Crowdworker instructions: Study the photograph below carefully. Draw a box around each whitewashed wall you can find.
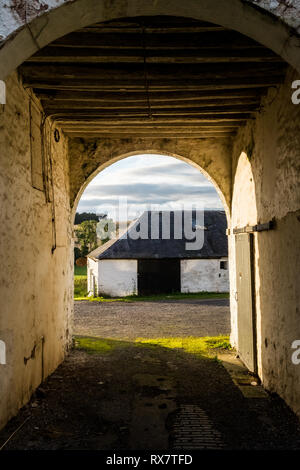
[98,259,137,297]
[181,259,229,293]
[0,73,73,430]
[87,258,99,296]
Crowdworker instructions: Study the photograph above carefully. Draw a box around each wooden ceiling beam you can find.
[64,131,235,138]
[48,110,251,121]
[49,31,267,49]
[43,106,257,117]
[22,77,285,91]
[32,88,268,101]
[20,63,285,81]
[41,98,260,109]
[64,124,236,131]
[53,117,246,125]
[28,48,282,64]
[19,16,286,139]
[60,122,240,129]
[78,21,227,34]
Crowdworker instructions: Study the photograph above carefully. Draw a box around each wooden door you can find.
[235,233,257,373]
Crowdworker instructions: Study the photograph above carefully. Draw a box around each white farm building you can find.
[87,210,229,297]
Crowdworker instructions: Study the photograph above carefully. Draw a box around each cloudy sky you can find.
[77,154,223,220]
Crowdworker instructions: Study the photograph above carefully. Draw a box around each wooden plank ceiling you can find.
[20,16,287,139]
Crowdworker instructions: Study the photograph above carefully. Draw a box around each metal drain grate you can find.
[171,405,224,450]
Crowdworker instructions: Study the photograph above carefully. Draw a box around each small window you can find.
[220,260,228,270]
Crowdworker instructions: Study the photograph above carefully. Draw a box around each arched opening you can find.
[70,152,234,449]
[0,3,299,448]
[74,152,229,296]
[73,150,230,222]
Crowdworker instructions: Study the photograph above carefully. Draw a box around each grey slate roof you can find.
[88,210,228,260]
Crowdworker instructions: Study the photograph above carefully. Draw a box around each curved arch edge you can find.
[1,0,300,80]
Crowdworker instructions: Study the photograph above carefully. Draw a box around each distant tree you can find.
[74,212,107,225]
[76,257,87,267]
[96,217,116,245]
[75,220,98,257]
[74,246,81,261]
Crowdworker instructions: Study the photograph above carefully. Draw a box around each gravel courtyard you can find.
[74,298,230,340]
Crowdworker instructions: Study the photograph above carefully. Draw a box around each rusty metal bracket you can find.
[227,218,275,235]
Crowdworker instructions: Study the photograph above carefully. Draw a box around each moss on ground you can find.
[135,335,232,358]
[75,292,229,302]
[75,335,232,359]
[75,336,133,354]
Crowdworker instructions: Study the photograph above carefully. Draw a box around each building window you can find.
[220,260,228,270]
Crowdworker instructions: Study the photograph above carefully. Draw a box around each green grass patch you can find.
[74,335,232,359]
[135,335,231,358]
[74,265,87,276]
[75,336,132,354]
[75,291,229,302]
[74,265,87,298]
[74,278,88,298]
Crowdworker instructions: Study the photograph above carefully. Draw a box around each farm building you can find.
[87,210,229,297]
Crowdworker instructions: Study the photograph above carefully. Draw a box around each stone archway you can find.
[1,0,300,80]
[0,0,299,432]
[70,143,231,223]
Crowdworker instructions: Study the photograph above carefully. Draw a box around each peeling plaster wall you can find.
[69,137,232,217]
[230,66,300,417]
[0,72,73,430]
[98,259,137,297]
[181,259,229,293]
[249,0,300,32]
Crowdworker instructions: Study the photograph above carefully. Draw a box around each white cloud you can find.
[77,154,223,218]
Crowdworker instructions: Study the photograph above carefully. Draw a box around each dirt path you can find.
[74,298,230,339]
[1,299,300,451]
[1,344,300,451]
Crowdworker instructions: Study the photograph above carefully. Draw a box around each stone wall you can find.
[0,72,73,429]
[230,66,300,417]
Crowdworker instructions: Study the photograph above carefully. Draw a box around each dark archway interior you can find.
[20,16,287,139]
[1,5,300,446]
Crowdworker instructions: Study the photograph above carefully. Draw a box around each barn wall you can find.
[181,259,229,293]
[230,66,300,417]
[87,258,99,296]
[98,260,137,297]
[0,72,73,430]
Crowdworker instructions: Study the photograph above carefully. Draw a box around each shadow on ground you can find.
[1,336,300,450]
